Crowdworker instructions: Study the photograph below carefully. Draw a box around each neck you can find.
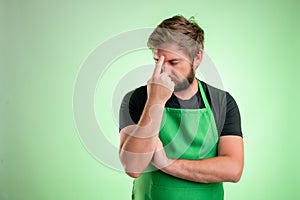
[174,78,198,100]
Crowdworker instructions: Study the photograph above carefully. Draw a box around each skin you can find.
[119,54,174,177]
[119,44,244,183]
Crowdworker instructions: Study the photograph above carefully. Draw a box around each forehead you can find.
[153,44,190,61]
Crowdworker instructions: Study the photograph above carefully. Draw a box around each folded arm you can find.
[119,100,164,178]
[152,135,244,183]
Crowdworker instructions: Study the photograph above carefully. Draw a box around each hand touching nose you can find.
[147,56,175,105]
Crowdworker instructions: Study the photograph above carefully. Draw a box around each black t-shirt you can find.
[119,80,242,137]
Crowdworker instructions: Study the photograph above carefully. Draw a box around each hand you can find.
[147,56,175,105]
[151,137,173,170]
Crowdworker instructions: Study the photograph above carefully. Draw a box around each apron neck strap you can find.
[197,79,211,111]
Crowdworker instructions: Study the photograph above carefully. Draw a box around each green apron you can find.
[132,80,224,200]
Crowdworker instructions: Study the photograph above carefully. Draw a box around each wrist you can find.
[136,101,165,137]
[147,96,167,106]
[159,158,175,172]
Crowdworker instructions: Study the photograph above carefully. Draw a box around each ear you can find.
[193,49,203,69]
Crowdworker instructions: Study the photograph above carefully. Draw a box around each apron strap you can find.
[197,79,212,112]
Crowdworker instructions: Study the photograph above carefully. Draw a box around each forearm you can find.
[162,156,243,183]
[119,56,175,177]
[119,100,164,177]
[119,135,157,177]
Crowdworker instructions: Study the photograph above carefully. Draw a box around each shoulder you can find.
[200,80,242,136]
[119,85,148,130]
[130,85,147,102]
[200,81,227,105]
[200,80,237,106]
[132,85,147,98]
[121,85,147,110]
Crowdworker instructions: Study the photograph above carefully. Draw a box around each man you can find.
[119,15,243,200]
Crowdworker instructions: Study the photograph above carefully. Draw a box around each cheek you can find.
[175,64,192,77]
[170,68,188,79]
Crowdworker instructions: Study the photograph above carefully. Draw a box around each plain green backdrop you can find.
[1,0,299,199]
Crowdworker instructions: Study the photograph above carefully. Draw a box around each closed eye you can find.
[153,57,180,65]
[169,61,180,65]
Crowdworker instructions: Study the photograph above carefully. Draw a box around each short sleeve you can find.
[118,86,147,132]
[220,92,243,137]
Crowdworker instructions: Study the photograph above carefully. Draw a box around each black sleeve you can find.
[220,92,243,137]
[118,86,147,131]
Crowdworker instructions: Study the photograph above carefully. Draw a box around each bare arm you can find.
[152,135,244,183]
[119,56,175,178]
[119,101,164,178]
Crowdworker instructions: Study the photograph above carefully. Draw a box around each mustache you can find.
[169,71,194,83]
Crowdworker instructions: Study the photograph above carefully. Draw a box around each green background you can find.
[1,0,299,199]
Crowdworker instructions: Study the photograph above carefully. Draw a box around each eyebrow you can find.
[153,57,180,62]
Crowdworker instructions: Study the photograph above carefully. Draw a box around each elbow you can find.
[126,172,142,178]
[119,152,143,179]
[119,148,152,179]
[230,172,242,183]
[120,162,143,178]
[229,166,243,183]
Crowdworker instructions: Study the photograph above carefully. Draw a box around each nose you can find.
[162,62,172,75]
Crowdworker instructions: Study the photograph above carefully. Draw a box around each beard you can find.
[171,66,195,92]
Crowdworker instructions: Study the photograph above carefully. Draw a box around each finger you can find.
[161,73,175,89]
[152,56,164,77]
